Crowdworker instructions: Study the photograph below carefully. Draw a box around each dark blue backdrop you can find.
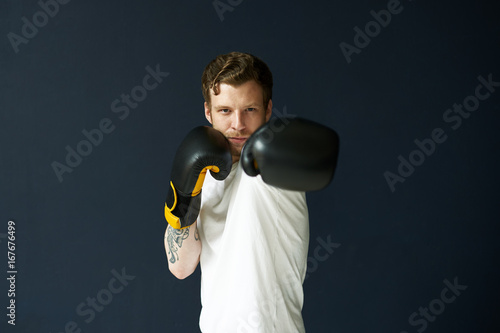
[1,0,499,332]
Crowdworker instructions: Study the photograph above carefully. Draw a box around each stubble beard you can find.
[230,143,243,162]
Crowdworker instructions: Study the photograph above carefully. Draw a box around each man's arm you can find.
[163,126,231,279]
[164,222,201,279]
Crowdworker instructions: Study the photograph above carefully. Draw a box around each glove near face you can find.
[165,126,232,229]
[241,117,339,191]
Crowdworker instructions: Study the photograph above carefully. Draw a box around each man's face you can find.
[205,80,272,162]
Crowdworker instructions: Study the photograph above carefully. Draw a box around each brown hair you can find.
[201,52,273,107]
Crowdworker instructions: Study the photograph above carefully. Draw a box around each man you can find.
[164,52,336,332]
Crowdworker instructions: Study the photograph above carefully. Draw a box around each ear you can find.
[204,102,212,124]
[265,99,272,122]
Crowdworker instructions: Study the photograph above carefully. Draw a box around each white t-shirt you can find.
[198,162,309,333]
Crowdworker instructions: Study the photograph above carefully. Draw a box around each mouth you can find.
[228,137,248,145]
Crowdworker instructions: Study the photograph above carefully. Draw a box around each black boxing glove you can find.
[165,126,232,229]
[241,117,339,191]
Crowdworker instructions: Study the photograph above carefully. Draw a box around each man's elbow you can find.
[169,265,195,280]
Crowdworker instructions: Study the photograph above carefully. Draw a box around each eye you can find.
[219,109,230,113]
[246,108,256,112]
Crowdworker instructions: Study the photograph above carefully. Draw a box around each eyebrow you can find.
[212,104,260,109]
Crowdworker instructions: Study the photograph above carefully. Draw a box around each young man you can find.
[164,52,321,332]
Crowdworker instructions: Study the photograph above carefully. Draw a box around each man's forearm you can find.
[164,223,201,279]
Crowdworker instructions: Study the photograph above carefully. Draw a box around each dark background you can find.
[1,0,499,332]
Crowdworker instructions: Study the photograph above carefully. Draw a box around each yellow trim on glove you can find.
[192,165,219,197]
[165,181,181,229]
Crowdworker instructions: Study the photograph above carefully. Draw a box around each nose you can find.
[231,110,246,132]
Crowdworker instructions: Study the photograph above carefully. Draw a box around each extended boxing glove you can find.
[241,117,339,191]
[165,126,232,229]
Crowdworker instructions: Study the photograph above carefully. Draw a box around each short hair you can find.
[201,52,273,107]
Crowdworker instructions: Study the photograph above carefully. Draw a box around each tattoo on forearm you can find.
[166,226,190,264]
[194,228,200,241]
